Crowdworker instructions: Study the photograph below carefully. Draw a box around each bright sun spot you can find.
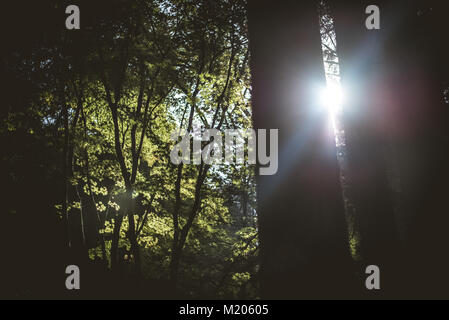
[318,81,344,134]
[320,81,344,115]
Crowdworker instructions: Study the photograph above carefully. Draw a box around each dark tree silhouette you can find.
[377,0,449,297]
[329,0,401,296]
[248,0,355,299]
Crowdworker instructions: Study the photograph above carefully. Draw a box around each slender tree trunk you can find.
[111,211,123,271]
[169,246,181,292]
[125,186,142,278]
[61,89,71,249]
[80,106,108,263]
[169,164,209,293]
[108,102,142,277]
[169,86,200,292]
[169,163,183,291]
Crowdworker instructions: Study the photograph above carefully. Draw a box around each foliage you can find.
[1,0,257,299]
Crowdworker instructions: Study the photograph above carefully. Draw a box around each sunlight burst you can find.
[320,81,343,116]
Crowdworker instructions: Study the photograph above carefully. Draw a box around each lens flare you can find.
[320,81,343,115]
[318,81,344,134]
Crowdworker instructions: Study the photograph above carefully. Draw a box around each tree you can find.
[248,0,355,298]
[376,0,449,297]
[329,0,401,296]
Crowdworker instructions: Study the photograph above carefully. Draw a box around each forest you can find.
[1,0,449,299]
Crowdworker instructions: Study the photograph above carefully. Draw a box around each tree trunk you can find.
[125,186,142,278]
[248,0,355,298]
[169,164,209,294]
[377,0,449,297]
[111,211,123,271]
[330,0,401,296]
[61,89,71,249]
